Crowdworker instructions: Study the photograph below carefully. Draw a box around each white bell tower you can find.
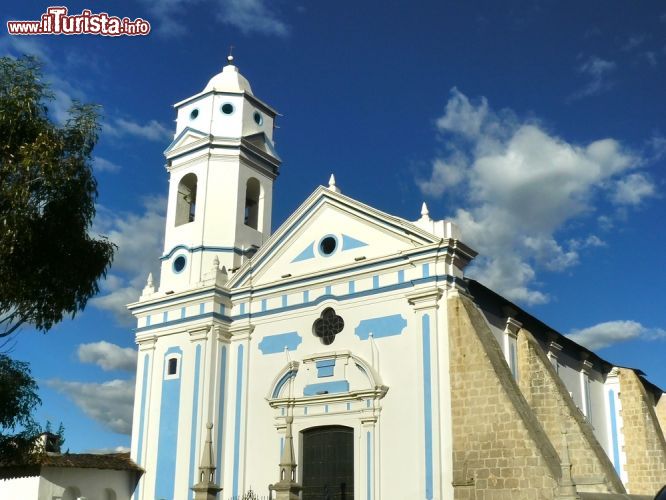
[158,55,280,293]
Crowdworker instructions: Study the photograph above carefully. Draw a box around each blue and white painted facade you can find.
[127,57,479,500]
[127,59,666,500]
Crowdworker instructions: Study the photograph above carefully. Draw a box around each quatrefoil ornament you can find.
[313,307,344,345]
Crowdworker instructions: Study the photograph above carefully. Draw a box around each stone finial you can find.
[217,265,229,286]
[328,174,341,193]
[269,415,302,500]
[280,416,297,479]
[142,273,155,297]
[419,201,432,223]
[191,423,222,500]
[212,256,220,272]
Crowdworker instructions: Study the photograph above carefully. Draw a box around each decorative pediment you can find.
[163,126,209,157]
[242,132,281,161]
[267,352,386,403]
[228,187,441,288]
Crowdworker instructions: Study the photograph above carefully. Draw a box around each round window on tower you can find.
[221,103,234,115]
[319,235,338,256]
[190,108,199,120]
[253,111,263,125]
[173,255,187,273]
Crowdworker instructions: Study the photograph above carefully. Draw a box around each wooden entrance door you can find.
[302,426,354,500]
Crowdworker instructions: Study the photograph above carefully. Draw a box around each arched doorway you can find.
[302,426,354,500]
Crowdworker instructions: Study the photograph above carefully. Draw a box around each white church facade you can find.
[127,58,666,500]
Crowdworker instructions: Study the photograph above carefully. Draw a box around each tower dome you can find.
[203,56,253,94]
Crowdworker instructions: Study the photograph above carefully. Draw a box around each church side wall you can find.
[515,329,625,493]
[448,293,560,499]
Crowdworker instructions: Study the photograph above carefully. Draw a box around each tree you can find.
[0,354,41,460]
[0,56,115,338]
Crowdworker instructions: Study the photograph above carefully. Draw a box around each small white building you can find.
[126,57,666,499]
[0,451,142,500]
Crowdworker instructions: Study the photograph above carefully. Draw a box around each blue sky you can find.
[1,0,665,453]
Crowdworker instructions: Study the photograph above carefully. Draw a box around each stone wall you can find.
[516,329,624,494]
[617,368,666,495]
[448,293,560,499]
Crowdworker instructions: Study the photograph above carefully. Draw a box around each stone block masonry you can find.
[448,293,561,499]
[617,368,666,495]
[516,329,624,494]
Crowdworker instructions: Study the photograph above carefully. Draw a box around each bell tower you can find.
[159,55,280,293]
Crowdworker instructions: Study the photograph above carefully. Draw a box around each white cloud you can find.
[94,157,122,173]
[644,51,658,68]
[566,320,666,350]
[92,197,166,325]
[569,235,606,250]
[622,35,645,52]
[572,56,616,99]
[78,341,137,372]
[47,379,135,435]
[139,0,288,37]
[611,173,657,205]
[649,134,666,161]
[418,157,466,196]
[418,88,648,304]
[218,0,289,36]
[104,117,172,142]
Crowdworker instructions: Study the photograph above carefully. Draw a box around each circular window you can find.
[319,236,337,256]
[189,109,199,120]
[253,111,263,125]
[173,255,186,273]
[221,103,234,115]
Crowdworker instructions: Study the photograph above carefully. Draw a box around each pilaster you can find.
[407,286,445,499]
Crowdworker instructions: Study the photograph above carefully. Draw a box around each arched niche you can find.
[175,173,197,226]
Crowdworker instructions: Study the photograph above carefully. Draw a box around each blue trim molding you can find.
[272,369,298,398]
[342,234,367,250]
[133,354,150,500]
[355,314,407,340]
[216,346,227,478]
[258,332,303,355]
[316,359,335,378]
[232,345,244,498]
[187,345,202,498]
[161,244,256,261]
[422,314,434,500]
[135,274,465,333]
[303,380,349,396]
[155,347,183,500]
[291,242,315,263]
[136,311,232,333]
[609,389,621,474]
